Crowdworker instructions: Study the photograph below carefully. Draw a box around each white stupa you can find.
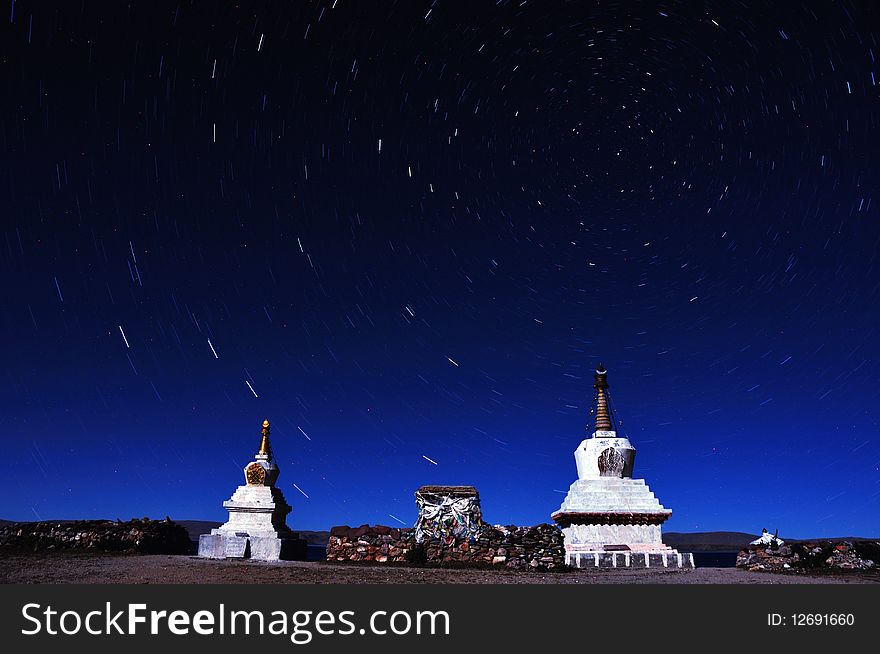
[750,529,784,546]
[198,419,306,561]
[551,364,694,568]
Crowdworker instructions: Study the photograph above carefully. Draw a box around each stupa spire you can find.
[258,418,272,458]
[593,364,613,433]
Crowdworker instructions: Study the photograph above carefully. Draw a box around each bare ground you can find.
[1,552,878,584]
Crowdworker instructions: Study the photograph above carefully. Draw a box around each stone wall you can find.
[737,540,879,572]
[0,518,193,554]
[326,523,566,570]
[326,524,411,563]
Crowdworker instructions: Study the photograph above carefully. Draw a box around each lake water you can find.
[691,551,737,568]
[307,544,326,561]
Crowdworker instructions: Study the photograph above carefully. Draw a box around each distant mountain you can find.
[174,520,222,542]
[785,536,874,544]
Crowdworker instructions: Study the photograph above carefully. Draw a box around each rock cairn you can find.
[326,523,565,570]
[736,540,878,572]
[326,525,411,563]
[0,518,193,554]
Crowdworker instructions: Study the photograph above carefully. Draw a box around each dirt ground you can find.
[1,552,878,584]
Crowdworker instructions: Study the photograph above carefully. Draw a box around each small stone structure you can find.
[0,518,192,554]
[326,523,565,570]
[414,485,483,542]
[737,539,878,572]
[326,525,411,563]
[552,364,694,568]
[327,484,563,569]
[198,419,307,561]
[750,528,784,546]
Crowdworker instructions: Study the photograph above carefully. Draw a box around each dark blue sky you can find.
[2,1,878,538]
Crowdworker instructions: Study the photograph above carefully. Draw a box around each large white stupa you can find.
[551,364,694,568]
[198,419,306,561]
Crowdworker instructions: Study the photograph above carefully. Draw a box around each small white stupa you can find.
[750,529,784,546]
[198,419,305,561]
[551,364,694,568]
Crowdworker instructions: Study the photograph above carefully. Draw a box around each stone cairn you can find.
[327,486,565,570]
[737,538,878,572]
[326,524,410,563]
[326,523,565,570]
[0,518,192,554]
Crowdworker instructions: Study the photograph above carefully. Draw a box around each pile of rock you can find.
[326,523,566,570]
[737,540,878,572]
[0,518,193,554]
[325,524,412,563]
[426,523,566,570]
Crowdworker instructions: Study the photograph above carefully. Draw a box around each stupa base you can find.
[558,521,669,546]
[198,531,307,561]
[566,549,695,568]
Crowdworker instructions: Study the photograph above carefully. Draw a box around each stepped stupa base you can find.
[557,518,694,569]
[197,485,308,561]
[566,549,695,569]
[198,532,307,561]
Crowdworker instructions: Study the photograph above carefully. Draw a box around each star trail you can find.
[1,1,878,538]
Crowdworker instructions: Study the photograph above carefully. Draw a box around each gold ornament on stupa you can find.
[258,418,272,457]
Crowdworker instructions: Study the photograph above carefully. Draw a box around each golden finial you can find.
[258,418,272,456]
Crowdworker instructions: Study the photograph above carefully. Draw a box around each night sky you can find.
[2,1,879,538]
